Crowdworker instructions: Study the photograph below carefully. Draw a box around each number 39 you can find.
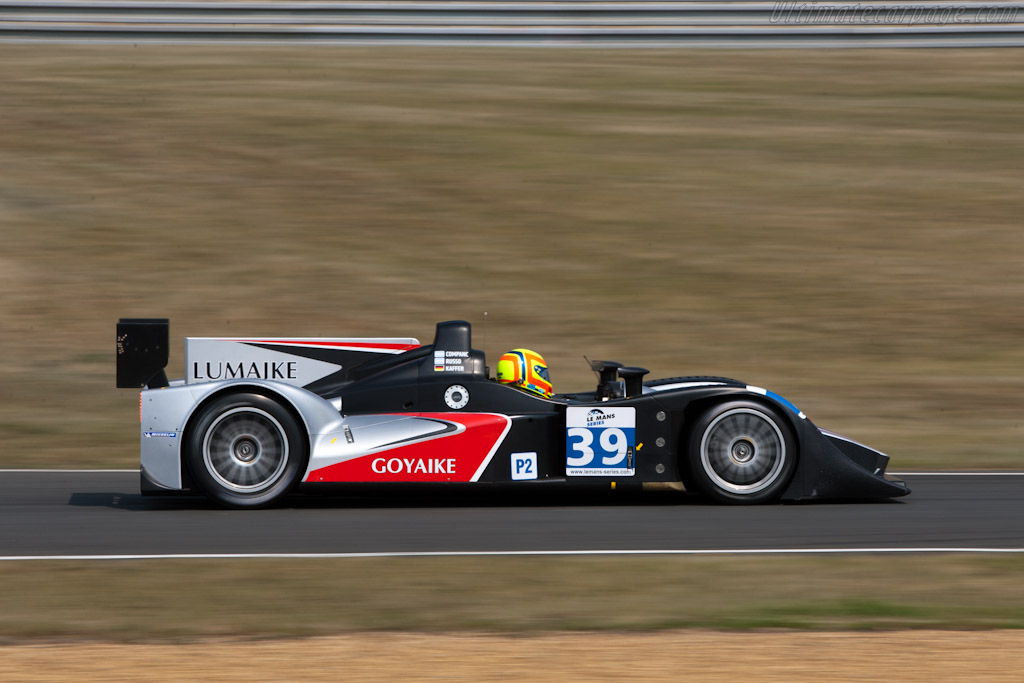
[567,427,628,466]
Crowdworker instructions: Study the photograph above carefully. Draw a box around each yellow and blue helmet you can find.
[496,348,552,399]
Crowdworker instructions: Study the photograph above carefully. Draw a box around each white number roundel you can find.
[444,385,470,410]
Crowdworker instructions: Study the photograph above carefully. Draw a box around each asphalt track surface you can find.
[0,472,1021,557]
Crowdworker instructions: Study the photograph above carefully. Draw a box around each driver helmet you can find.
[496,348,552,399]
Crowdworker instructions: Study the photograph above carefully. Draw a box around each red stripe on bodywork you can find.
[236,340,419,352]
[307,413,511,483]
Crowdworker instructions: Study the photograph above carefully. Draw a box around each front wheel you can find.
[187,392,306,508]
[687,401,797,504]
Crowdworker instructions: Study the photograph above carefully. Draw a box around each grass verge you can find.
[1,554,1023,641]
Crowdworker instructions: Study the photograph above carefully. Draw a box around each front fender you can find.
[728,385,908,500]
[781,421,910,500]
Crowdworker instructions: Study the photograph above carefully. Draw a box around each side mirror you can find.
[588,359,623,400]
[618,367,650,398]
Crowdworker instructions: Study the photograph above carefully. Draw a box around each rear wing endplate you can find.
[116,318,170,389]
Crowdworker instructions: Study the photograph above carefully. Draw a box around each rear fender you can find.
[141,379,343,491]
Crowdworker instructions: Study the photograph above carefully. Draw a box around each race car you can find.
[116,318,909,508]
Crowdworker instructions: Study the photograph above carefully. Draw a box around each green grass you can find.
[1,47,1024,469]
[1,555,1023,641]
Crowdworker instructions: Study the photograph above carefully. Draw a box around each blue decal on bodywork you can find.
[766,391,805,419]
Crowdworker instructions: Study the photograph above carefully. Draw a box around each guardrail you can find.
[2,1,1023,46]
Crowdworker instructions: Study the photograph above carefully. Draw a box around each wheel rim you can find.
[700,408,786,495]
[202,407,289,493]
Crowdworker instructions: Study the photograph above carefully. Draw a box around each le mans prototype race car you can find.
[116,318,909,508]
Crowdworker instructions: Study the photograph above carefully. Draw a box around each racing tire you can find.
[687,401,797,505]
[186,392,307,508]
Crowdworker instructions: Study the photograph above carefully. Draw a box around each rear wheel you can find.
[687,401,796,504]
[187,393,306,508]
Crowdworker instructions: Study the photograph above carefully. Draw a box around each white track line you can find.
[2,548,1024,561]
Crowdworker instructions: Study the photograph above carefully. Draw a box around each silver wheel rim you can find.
[202,407,289,494]
[700,408,786,495]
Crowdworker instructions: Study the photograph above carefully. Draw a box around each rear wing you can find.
[117,318,420,391]
[116,318,170,388]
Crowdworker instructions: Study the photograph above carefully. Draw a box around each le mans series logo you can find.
[565,406,636,476]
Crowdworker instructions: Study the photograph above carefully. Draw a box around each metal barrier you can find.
[2,0,1023,46]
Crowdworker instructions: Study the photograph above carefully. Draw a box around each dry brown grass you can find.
[2,555,1023,639]
[1,47,1023,468]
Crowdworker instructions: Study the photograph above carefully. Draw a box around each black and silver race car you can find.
[116,318,909,508]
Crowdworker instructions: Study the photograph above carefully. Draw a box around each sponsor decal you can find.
[511,451,538,481]
[144,431,177,438]
[566,406,636,477]
[306,413,511,483]
[371,457,456,475]
[186,338,342,388]
[193,361,298,381]
[586,408,615,427]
